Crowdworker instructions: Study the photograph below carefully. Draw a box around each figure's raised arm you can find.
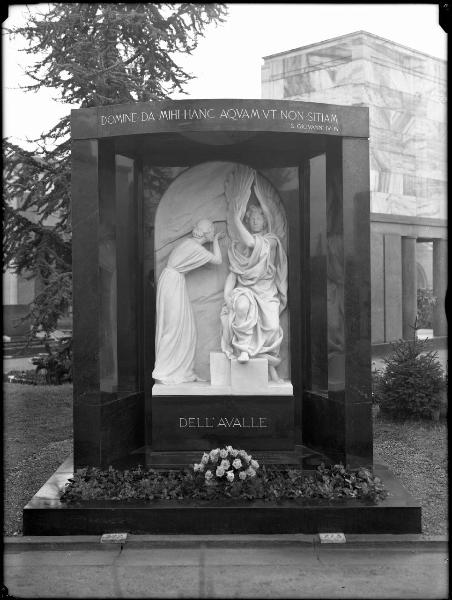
[225,165,255,247]
[208,231,224,265]
[233,209,255,248]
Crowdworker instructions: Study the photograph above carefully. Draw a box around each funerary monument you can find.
[22,98,424,535]
[69,98,372,469]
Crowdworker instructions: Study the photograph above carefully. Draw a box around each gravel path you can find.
[373,414,448,538]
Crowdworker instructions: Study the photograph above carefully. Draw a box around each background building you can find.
[3,184,70,338]
[262,30,447,343]
[3,195,41,337]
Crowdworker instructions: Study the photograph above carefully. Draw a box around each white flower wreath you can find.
[193,445,259,483]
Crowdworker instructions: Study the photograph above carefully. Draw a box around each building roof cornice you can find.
[262,30,446,64]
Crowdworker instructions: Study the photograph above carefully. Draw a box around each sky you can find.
[2,3,447,149]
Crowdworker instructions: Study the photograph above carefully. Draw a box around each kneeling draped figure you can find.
[153,220,224,385]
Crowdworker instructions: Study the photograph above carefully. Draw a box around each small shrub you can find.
[378,334,445,419]
[30,336,72,385]
[417,288,437,329]
[5,336,73,386]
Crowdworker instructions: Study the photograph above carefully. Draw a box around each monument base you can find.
[152,381,293,396]
[23,456,422,535]
[145,445,326,470]
[153,353,293,396]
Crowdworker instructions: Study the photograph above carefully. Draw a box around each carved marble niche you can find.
[152,161,292,395]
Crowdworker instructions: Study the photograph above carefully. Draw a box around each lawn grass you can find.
[3,383,448,537]
[3,383,73,535]
[4,383,73,470]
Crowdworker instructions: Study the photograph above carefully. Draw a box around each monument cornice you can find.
[70,98,369,140]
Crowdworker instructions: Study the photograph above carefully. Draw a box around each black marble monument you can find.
[71,98,372,470]
[23,99,424,535]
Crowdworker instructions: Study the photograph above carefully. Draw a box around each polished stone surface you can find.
[146,446,326,469]
[308,155,328,394]
[150,396,295,451]
[71,98,369,140]
[115,155,140,391]
[72,140,101,394]
[72,99,374,475]
[99,142,118,392]
[72,139,102,467]
[341,137,372,467]
[301,137,372,467]
[23,458,422,535]
[72,141,145,468]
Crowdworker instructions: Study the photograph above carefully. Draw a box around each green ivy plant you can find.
[60,462,388,505]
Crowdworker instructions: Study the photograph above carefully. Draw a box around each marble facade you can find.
[262,31,447,342]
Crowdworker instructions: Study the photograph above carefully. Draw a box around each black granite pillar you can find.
[115,155,139,391]
[302,138,372,469]
[308,154,328,394]
[72,140,144,469]
[340,137,372,468]
[72,139,102,467]
[99,141,118,393]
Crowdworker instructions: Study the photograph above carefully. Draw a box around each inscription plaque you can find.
[71,99,369,140]
[150,396,295,451]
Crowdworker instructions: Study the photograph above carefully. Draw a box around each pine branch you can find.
[4,3,228,334]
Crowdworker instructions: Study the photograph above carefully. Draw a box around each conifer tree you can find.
[3,3,227,335]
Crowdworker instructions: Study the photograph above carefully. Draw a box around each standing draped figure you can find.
[220,166,288,382]
[153,220,224,384]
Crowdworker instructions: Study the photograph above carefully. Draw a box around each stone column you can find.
[384,234,402,342]
[402,236,417,339]
[370,232,384,343]
[433,238,447,337]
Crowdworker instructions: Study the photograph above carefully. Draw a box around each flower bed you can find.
[61,446,388,505]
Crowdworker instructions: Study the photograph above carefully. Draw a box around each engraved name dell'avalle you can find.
[179,417,268,429]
